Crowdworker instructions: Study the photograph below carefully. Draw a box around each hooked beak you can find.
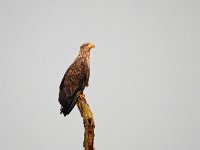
[88,43,95,49]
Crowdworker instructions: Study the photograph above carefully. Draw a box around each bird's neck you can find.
[78,51,90,69]
[78,51,90,59]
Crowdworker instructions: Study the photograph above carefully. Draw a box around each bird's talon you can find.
[79,94,85,99]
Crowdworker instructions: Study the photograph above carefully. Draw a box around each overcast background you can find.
[0,0,200,150]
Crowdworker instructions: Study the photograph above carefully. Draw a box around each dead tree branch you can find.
[77,95,95,150]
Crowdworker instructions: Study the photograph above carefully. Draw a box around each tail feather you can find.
[59,96,78,116]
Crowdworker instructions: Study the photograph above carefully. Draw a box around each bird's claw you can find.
[75,91,85,99]
[79,94,85,99]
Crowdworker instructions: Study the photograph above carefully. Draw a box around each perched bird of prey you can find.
[58,42,95,116]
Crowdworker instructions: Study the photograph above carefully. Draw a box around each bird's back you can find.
[59,56,90,116]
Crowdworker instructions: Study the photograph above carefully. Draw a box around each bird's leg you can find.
[79,94,85,99]
[76,91,85,99]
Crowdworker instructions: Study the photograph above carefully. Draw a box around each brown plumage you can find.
[58,42,95,116]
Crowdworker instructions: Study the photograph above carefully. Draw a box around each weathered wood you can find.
[77,94,95,150]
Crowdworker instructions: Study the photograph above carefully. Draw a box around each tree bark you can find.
[76,94,95,150]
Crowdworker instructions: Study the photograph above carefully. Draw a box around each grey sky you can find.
[0,0,200,150]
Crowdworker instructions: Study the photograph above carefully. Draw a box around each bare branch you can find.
[77,95,95,150]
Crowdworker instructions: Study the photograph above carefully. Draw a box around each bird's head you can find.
[80,42,95,54]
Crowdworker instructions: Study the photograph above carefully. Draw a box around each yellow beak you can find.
[88,43,95,49]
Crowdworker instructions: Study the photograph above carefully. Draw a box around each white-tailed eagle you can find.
[58,42,95,116]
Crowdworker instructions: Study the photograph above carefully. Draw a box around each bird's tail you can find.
[59,95,78,116]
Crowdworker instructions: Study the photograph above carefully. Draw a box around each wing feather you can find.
[58,56,90,116]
